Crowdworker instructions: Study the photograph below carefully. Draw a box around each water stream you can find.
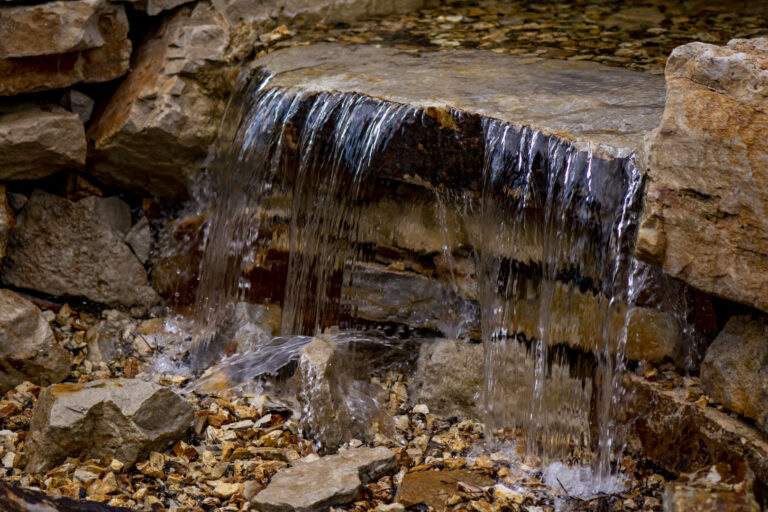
[186,73,647,479]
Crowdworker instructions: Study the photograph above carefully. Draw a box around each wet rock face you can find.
[0,2,130,96]
[25,378,193,473]
[638,37,768,313]
[0,104,86,180]
[251,446,396,511]
[297,337,392,452]
[2,191,159,308]
[0,289,71,393]
[701,315,768,434]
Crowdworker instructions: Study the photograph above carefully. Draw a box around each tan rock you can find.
[0,3,130,96]
[0,104,86,180]
[88,1,228,198]
[638,37,768,312]
[25,378,193,473]
[213,0,430,24]
[700,315,768,434]
[0,0,106,59]
[0,289,71,393]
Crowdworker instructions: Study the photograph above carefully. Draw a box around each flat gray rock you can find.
[251,446,396,511]
[255,43,665,153]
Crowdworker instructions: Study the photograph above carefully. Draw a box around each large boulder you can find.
[251,446,396,511]
[25,378,194,473]
[87,1,229,198]
[701,315,768,434]
[637,37,768,312]
[0,289,71,393]
[0,104,86,180]
[0,2,130,96]
[2,191,159,308]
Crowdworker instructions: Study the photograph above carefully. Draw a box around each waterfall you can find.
[190,71,646,476]
[476,119,643,474]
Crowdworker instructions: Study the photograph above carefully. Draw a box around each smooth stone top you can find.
[255,44,666,153]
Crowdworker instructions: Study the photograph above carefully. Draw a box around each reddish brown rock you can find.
[0,3,130,96]
[396,470,494,512]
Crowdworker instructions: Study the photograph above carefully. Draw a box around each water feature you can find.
[186,70,648,480]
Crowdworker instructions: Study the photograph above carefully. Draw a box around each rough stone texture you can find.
[86,310,134,363]
[87,1,228,198]
[0,0,106,59]
[664,479,759,512]
[0,186,12,262]
[125,217,152,264]
[396,470,494,512]
[2,191,159,308]
[0,104,86,180]
[0,289,71,393]
[256,43,665,151]
[637,38,768,312]
[251,446,395,511]
[297,337,390,451]
[700,315,768,434]
[213,0,430,24]
[0,3,130,96]
[25,378,193,473]
[409,339,483,419]
[623,374,768,488]
[59,89,95,124]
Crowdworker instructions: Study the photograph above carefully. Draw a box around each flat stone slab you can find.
[251,446,396,511]
[255,44,665,153]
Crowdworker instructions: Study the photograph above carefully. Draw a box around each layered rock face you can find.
[638,38,768,313]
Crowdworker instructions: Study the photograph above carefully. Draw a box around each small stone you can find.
[412,404,430,415]
[212,481,243,498]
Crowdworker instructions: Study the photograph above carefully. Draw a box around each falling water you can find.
[192,74,415,366]
[191,70,645,476]
[476,119,643,474]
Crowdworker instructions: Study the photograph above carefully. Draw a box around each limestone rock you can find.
[638,37,768,312]
[25,378,193,473]
[297,337,390,451]
[0,0,106,59]
[396,470,494,512]
[409,339,483,419]
[0,104,86,180]
[0,289,71,393]
[0,3,130,96]
[88,1,228,198]
[701,315,768,434]
[623,374,768,488]
[251,446,396,511]
[2,190,159,308]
